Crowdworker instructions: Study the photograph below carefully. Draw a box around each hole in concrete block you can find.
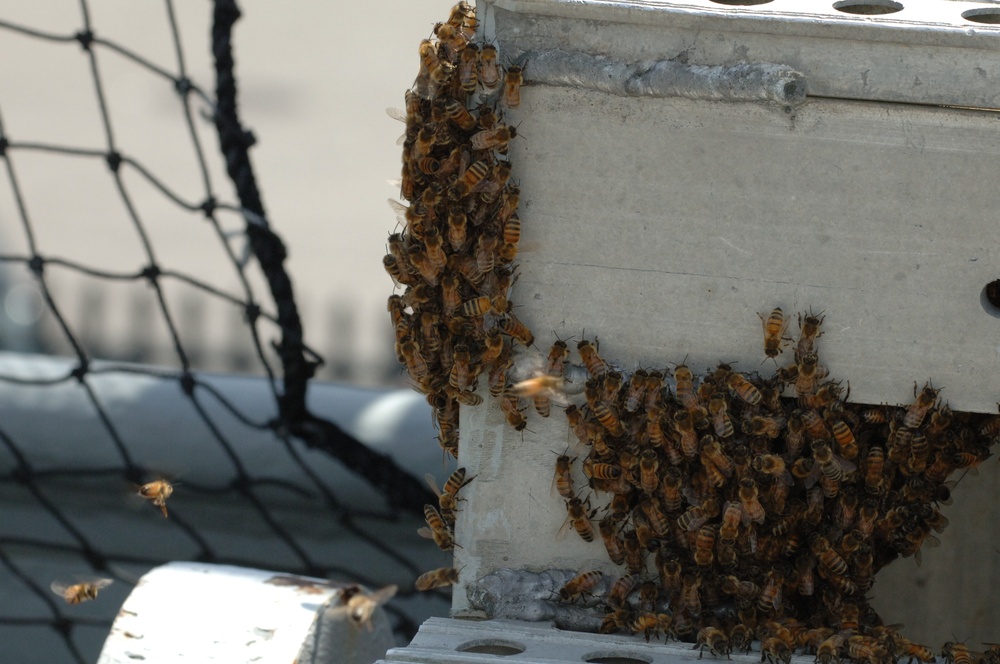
[708,0,773,5]
[981,280,1000,318]
[583,653,653,664]
[963,8,1000,24]
[833,0,903,14]
[457,639,526,656]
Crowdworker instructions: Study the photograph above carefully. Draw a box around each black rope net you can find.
[0,1,442,661]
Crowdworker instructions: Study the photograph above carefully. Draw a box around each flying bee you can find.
[905,381,940,429]
[137,479,175,518]
[599,518,626,565]
[419,504,454,551]
[415,567,459,591]
[708,393,734,438]
[558,496,597,542]
[51,577,113,605]
[558,570,602,603]
[342,583,398,632]
[470,125,517,153]
[759,307,791,359]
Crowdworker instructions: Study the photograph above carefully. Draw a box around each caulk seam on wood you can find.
[520,48,809,106]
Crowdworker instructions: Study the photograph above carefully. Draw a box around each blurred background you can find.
[0,0,449,386]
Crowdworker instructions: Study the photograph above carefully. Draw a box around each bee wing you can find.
[417,527,435,540]
[386,107,406,123]
[835,456,856,474]
[90,577,114,590]
[365,583,399,607]
[555,512,573,541]
[424,473,444,498]
[50,580,71,596]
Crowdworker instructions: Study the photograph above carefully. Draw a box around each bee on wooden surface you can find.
[695,626,732,659]
[599,518,626,566]
[558,496,597,542]
[419,504,454,551]
[470,124,517,152]
[498,393,527,431]
[905,382,940,429]
[552,453,575,500]
[344,583,398,632]
[759,307,791,359]
[558,570,602,603]
[478,44,502,90]
[415,567,459,591]
[502,65,524,108]
[51,577,113,605]
[498,312,534,346]
[457,44,479,94]
[137,479,175,518]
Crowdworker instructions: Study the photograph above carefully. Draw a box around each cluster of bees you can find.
[387,2,1000,662]
[546,308,997,663]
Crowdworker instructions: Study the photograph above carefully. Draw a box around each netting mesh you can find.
[0,1,442,661]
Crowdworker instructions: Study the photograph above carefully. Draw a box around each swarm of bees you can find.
[389,2,1000,661]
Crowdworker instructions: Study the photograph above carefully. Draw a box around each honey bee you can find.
[499,312,534,346]
[502,64,524,108]
[599,518,626,565]
[905,382,940,429]
[426,467,473,519]
[498,393,527,430]
[639,498,672,536]
[708,393,734,438]
[815,634,845,664]
[444,98,477,132]
[593,400,625,437]
[457,44,479,94]
[794,352,828,399]
[681,573,702,616]
[470,125,517,152]
[759,307,791,359]
[848,635,887,664]
[623,369,649,413]
[729,624,753,655]
[634,513,661,551]
[638,449,660,494]
[720,575,760,602]
[577,339,607,378]
[622,529,645,573]
[723,371,762,406]
[693,525,716,567]
[449,343,475,393]
[453,159,490,198]
[343,583,398,632]
[744,415,786,439]
[757,569,784,613]
[864,446,886,494]
[552,453,575,500]
[51,577,113,605]
[811,440,855,484]
[677,496,720,531]
[809,533,848,575]
[753,454,793,485]
[672,410,699,458]
[415,567,459,591]
[695,626,732,659]
[794,553,815,596]
[605,572,638,608]
[829,417,858,461]
[908,432,930,473]
[631,612,663,642]
[738,477,766,524]
[899,640,936,664]
[795,309,825,360]
[419,504,454,551]
[137,479,175,518]
[719,501,743,543]
[559,497,597,542]
[475,43,501,89]
[661,467,684,512]
[558,570,602,603]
